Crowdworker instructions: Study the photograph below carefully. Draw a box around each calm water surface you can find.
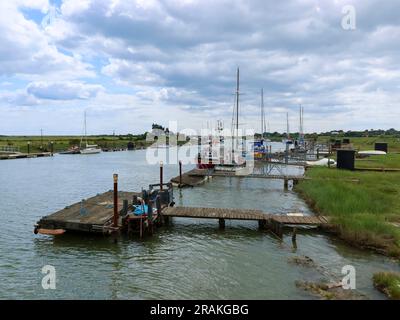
[0,146,399,299]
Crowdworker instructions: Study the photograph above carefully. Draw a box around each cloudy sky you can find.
[1,0,399,135]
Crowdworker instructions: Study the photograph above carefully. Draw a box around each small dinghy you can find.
[306,158,336,167]
[358,150,387,155]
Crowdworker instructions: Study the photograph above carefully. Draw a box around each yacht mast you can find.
[286,112,290,139]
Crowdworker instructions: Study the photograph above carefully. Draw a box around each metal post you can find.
[160,162,163,190]
[113,174,119,228]
[285,143,289,164]
[328,143,331,168]
[179,160,182,188]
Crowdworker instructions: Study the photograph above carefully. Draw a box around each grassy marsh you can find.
[295,167,400,256]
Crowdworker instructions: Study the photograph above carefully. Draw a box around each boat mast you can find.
[260,88,264,138]
[286,112,290,140]
[84,111,88,147]
[236,67,239,147]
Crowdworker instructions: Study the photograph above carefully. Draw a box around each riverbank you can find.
[295,167,400,257]
[0,135,152,153]
[373,272,400,299]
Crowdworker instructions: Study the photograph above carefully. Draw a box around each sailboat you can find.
[80,111,101,154]
[282,112,293,145]
[253,88,268,159]
[214,68,248,173]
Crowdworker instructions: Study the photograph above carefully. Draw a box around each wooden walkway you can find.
[36,191,139,233]
[0,152,52,160]
[162,206,329,227]
[35,191,328,237]
[170,169,209,187]
[178,168,306,181]
[162,206,266,220]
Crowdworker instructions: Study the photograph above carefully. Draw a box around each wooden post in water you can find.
[113,174,119,228]
[27,141,30,154]
[156,195,162,225]
[292,227,297,249]
[292,227,297,242]
[219,218,225,230]
[179,160,182,188]
[285,143,289,164]
[284,178,289,190]
[160,161,163,190]
[50,141,54,156]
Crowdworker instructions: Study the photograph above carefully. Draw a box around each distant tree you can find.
[152,123,165,131]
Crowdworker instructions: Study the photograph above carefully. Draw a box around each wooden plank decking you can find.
[172,168,306,183]
[162,206,266,220]
[36,191,140,233]
[162,206,329,226]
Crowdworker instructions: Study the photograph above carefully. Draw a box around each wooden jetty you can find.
[170,169,210,187]
[0,152,52,160]
[162,206,329,233]
[35,190,140,234]
[35,172,329,239]
[170,168,306,188]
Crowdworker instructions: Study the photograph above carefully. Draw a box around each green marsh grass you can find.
[296,167,400,256]
[373,272,400,299]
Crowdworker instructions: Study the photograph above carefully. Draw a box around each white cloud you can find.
[27,81,104,100]
[1,0,400,134]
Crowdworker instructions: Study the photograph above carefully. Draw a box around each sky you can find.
[0,0,399,135]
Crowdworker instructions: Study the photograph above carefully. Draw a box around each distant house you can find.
[330,131,340,135]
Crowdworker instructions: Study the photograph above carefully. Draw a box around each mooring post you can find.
[113,174,119,228]
[160,161,163,190]
[148,201,153,235]
[122,199,128,216]
[156,195,162,225]
[50,141,54,156]
[328,143,331,168]
[27,141,30,154]
[179,160,182,188]
[219,218,225,230]
[292,227,297,242]
[285,143,289,164]
[284,179,289,190]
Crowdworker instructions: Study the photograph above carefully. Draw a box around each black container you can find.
[127,141,135,150]
[336,149,356,170]
[343,138,350,144]
[375,142,388,153]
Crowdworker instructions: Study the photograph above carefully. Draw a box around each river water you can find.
[0,145,399,299]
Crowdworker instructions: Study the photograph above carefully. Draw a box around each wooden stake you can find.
[160,161,163,190]
[113,174,118,228]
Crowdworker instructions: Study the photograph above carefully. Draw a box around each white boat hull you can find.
[80,148,101,154]
[358,150,387,155]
